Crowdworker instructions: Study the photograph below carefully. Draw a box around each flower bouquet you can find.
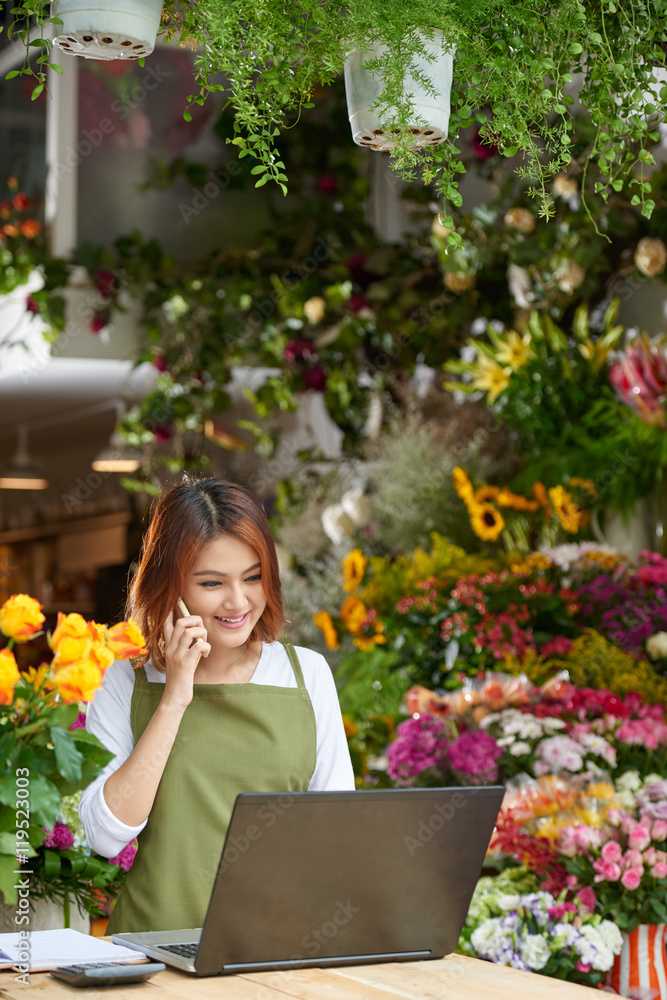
[558,776,667,932]
[386,714,503,788]
[0,593,147,918]
[460,874,623,986]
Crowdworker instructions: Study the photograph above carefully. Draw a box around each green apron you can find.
[107,643,317,933]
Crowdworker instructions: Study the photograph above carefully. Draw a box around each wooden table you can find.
[0,953,604,999]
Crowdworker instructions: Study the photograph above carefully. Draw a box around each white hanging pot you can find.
[51,0,164,62]
[344,31,454,152]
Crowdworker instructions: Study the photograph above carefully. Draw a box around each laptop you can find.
[113,786,504,977]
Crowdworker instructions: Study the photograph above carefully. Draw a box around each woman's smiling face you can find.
[181,534,267,650]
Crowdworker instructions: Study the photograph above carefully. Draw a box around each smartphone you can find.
[177,598,204,663]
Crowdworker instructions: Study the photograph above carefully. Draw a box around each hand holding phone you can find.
[177,598,205,667]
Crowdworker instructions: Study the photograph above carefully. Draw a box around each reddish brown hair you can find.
[127,476,284,670]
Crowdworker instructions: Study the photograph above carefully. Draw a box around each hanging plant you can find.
[3,0,666,231]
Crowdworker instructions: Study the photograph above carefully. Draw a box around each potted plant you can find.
[0,593,147,928]
[50,0,164,62]
[4,0,665,231]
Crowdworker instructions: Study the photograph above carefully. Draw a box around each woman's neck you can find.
[192,639,263,684]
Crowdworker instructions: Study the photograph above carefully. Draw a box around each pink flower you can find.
[651,861,667,879]
[601,840,623,864]
[628,823,652,852]
[622,849,644,870]
[284,338,317,363]
[576,961,592,974]
[593,857,622,882]
[621,867,643,890]
[303,365,328,392]
[151,354,169,373]
[26,294,39,314]
[548,902,577,920]
[576,887,597,915]
[652,820,667,841]
[69,711,86,731]
[470,129,499,160]
[108,842,137,871]
[94,268,118,300]
[346,294,372,313]
[540,636,573,658]
[43,822,75,850]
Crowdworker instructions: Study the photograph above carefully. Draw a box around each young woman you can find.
[79,477,354,933]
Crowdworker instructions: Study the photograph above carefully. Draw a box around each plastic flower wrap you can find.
[0,594,147,910]
[609,332,667,426]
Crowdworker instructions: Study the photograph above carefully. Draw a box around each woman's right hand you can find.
[160,610,211,712]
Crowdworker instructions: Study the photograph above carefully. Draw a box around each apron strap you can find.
[283,641,307,693]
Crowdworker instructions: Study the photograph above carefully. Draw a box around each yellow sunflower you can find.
[473,485,500,504]
[313,611,340,650]
[548,485,584,534]
[495,330,533,371]
[340,596,369,636]
[341,548,368,593]
[469,355,511,403]
[452,466,475,505]
[532,481,551,512]
[568,477,597,498]
[469,503,505,542]
[353,620,387,651]
[496,488,540,512]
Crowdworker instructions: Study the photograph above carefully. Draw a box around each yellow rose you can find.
[0,648,20,705]
[52,660,103,704]
[49,612,91,651]
[106,619,148,659]
[90,642,115,674]
[0,594,45,643]
[51,636,93,672]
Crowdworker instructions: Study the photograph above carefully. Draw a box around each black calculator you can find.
[50,961,166,987]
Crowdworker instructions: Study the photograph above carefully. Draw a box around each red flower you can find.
[94,269,118,300]
[347,294,372,313]
[154,423,173,443]
[471,129,499,159]
[303,366,327,391]
[20,219,41,239]
[12,192,30,211]
[284,338,317,363]
[317,174,338,196]
[26,295,39,314]
[151,354,169,373]
[89,315,107,334]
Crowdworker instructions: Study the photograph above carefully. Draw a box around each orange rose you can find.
[0,648,20,705]
[52,660,103,703]
[20,218,41,239]
[0,594,45,642]
[105,619,148,659]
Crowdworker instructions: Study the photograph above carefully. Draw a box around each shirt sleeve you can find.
[78,660,148,858]
[298,648,356,792]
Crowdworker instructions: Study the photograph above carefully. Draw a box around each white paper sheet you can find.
[0,928,145,971]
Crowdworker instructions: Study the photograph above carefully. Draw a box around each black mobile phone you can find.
[50,960,166,987]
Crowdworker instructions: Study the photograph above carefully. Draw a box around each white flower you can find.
[162,293,189,322]
[519,932,551,970]
[496,893,522,911]
[321,504,354,545]
[471,918,507,958]
[616,770,642,792]
[646,631,667,660]
[553,922,580,946]
[575,732,617,766]
[340,488,371,526]
[596,921,623,956]
[536,735,585,773]
[578,926,614,972]
[496,736,516,747]
[542,717,567,731]
[509,741,531,756]
[507,264,535,308]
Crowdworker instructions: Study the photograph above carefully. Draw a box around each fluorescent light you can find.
[0,426,49,491]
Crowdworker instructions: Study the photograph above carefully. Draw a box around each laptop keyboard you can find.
[157,943,198,959]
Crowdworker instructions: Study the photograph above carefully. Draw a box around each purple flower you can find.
[43,822,75,850]
[447,731,502,784]
[387,715,450,785]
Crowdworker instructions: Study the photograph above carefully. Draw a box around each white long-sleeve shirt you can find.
[79,641,355,859]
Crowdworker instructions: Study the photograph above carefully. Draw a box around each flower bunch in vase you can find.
[0,593,147,917]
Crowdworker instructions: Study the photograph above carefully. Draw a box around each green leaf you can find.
[502,146,518,157]
[255,176,269,188]
[51,726,83,784]
[31,83,44,100]
[0,854,17,905]
[5,70,20,79]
